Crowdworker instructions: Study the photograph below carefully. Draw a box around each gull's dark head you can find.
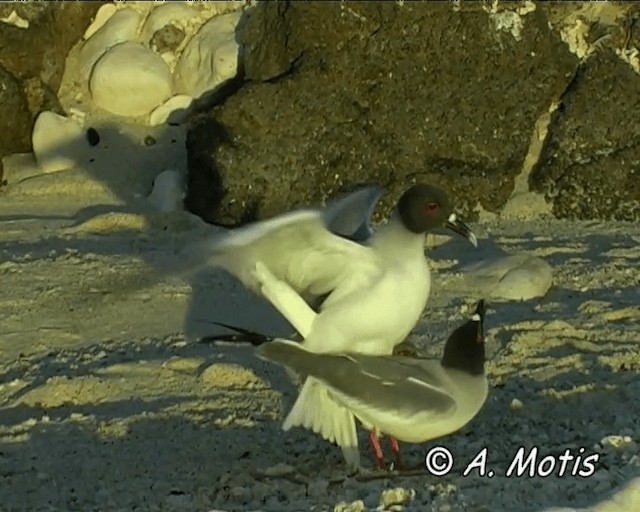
[397,184,477,247]
[441,300,486,376]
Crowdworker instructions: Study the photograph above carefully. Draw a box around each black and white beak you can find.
[445,213,477,247]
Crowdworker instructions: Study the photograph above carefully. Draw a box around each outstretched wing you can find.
[181,187,384,300]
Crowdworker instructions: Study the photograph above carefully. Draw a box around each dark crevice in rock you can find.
[529,63,584,195]
[529,47,640,220]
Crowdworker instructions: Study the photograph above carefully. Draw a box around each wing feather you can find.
[183,207,382,301]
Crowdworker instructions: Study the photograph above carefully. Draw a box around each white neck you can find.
[369,210,426,260]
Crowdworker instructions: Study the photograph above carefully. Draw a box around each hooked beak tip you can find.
[445,215,478,248]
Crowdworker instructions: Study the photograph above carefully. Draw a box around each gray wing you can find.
[257,340,456,419]
[180,188,384,299]
[323,185,383,243]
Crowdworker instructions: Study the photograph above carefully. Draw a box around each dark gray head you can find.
[441,300,486,376]
[397,184,477,246]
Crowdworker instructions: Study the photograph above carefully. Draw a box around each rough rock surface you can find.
[185,2,579,225]
[0,65,31,179]
[531,50,640,221]
[0,2,100,177]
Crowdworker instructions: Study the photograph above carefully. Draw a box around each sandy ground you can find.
[1,187,639,511]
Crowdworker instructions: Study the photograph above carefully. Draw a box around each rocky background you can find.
[1,1,639,220]
[0,3,100,182]
[186,1,640,224]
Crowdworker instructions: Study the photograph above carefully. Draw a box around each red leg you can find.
[388,436,403,470]
[368,431,386,469]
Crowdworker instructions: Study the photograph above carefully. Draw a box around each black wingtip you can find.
[474,299,486,319]
[199,321,274,346]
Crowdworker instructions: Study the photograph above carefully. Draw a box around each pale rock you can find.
[510,398,524,411]
[173,11,242,99]
[599,435,637,453]
[0,10,30,29]
[83,3,117,40]
[462,253,553,301]
[79,8,141,80]
[89,42,172,117]
[148,95,193,126]
[147,169,184,213]
[380,487,416,509]
[32,111,87,173]
[262,463,295,477]
[140,3,199,46]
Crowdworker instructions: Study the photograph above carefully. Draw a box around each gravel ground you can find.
[1,195,639,511]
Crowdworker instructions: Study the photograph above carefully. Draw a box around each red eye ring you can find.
[425,202,440,213]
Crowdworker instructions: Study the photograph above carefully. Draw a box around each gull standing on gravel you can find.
[184,183,477,467]
[257,300,489,469]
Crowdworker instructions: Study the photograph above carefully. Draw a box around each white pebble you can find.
[173,11,242,99]
[510,398,524,410]
[32,111,87,173]
[380,487,416,509]
[89,42,172,117]
[599,435,637,452]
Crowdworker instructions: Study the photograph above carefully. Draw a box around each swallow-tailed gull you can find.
[184,183,477,467]
[257,300,489,469]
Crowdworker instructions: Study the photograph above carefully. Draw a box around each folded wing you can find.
[257,339,456,422]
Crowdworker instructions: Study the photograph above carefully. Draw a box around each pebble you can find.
[263,463,295,477]
[173,11,242,99]
[380,487,416,509]
[510,398,524,410]
[89,42,173,117]
[599,435,637,453]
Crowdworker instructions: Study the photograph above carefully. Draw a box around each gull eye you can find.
[424,202,440,214]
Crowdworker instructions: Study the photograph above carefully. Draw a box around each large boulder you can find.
[531,49,640,221]
[185,2,579,225]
